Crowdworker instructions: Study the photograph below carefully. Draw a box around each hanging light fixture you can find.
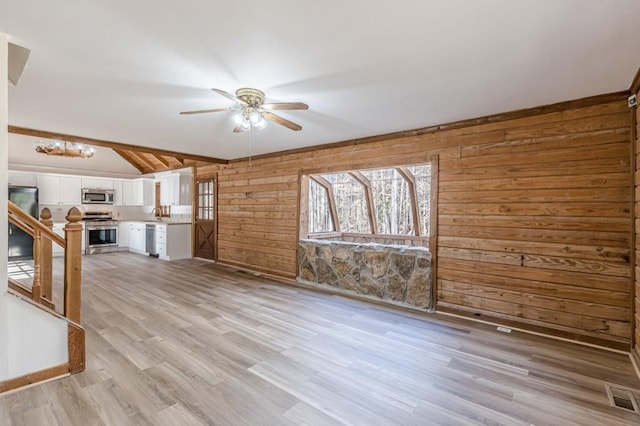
[34,140,96,158]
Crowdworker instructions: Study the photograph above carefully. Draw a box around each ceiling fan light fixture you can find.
[249,111,261,125]
[255,116,268,129]
[180,87,305,132]
[250,111,268,129]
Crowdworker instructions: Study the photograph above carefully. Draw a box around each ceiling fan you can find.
[180,88,308,132]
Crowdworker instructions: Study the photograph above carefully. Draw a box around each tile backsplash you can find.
[40,204,192,223]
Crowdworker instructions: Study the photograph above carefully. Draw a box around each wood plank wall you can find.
[198,94,632,349]
[634,83,640,356]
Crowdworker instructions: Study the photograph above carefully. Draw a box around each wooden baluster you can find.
[63,207,83,323]
[40,208,53,301]
[31,231,42,302]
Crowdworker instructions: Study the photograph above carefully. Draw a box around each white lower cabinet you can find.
[118,222,129,248]
[128,222,146,254]
[155,223,190,261]
[122,221,190,260]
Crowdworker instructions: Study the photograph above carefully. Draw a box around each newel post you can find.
[64,207,83,323]
[40,207,53,300]
[31,231,42,303]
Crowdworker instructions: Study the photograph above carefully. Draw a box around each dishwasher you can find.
[145,224,159,257]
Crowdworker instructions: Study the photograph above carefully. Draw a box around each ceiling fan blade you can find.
[262,111,302,131]
[212,88,245,104]
[262,102,309,111]
[179,107,236,115]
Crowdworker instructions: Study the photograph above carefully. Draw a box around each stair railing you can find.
[7,201,83,323]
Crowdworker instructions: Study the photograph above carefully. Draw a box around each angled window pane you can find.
[322,173,369,233]
[309,180,334,233]
[407,164,431,236]
[361,168,414,235]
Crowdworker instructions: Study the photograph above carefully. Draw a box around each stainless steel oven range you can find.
[83,211,118,254]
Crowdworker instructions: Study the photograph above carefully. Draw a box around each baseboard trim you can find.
[0,363,69,394]
[436,305,629,353]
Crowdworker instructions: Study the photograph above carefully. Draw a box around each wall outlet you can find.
[629,94,637,108]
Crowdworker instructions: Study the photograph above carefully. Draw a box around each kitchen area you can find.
[8,169,193,262]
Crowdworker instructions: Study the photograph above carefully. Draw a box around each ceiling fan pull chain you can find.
[249,126,253,167]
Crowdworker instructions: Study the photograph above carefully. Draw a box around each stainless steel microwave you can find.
[81,188,115,204]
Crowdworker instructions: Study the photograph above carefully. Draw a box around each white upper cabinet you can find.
[37,175,61,205]
[8,171,37,187]
[60,176,82,205]
[156,172,191,206]
[178,174,192,206]
[15,171,154,207]
[81,178,114,190]
[38,175,82,205]
[123,178,154,206]
[113,180,124,206]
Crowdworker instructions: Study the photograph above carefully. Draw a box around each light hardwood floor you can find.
[2,252,640,425]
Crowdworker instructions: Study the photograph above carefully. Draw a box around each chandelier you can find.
[34,140,96,159]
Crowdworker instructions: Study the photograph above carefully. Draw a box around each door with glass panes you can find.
[195,177,216,260]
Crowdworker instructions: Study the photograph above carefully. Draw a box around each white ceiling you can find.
[4,1,640,161]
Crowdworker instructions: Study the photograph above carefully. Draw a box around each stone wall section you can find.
[298,239,432,310]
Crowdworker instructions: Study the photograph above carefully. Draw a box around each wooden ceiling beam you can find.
[153,154,171,169]
[112,148,147,173]
[126,151,156,172]
[9,125,228,164]
[114,149,154,174]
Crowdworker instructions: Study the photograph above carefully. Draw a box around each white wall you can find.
[1,34,69,384]
[1,32,10,379]
[5,295,68,379]
[1,33,8,289]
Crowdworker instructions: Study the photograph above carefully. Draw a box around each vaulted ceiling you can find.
[9,126,226,175]
[4,1,640,163]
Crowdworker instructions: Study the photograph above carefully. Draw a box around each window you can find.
[407,164,431,236]
[306,163,431,237]
[361,168,414,235]
[322,173,370,233]
[309,179,334,233]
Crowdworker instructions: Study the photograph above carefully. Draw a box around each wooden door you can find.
[195,177,216,260]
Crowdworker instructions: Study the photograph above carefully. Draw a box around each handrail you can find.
[4,202,86,386]
[8,201,66,247]
[7,202,84,323]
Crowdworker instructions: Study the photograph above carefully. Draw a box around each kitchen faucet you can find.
[150,207,161,220]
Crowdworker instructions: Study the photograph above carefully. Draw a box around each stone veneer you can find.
[297,239,432,310]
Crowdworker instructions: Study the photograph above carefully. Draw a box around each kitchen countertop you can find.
[123,220,192,225]
[54,220,191,225]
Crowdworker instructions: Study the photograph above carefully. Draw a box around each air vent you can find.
[605,384,639,414]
